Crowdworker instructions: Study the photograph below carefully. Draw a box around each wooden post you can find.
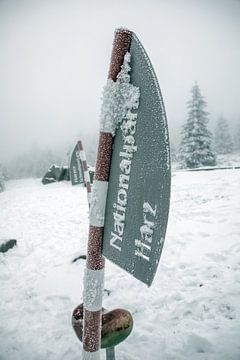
[82,29,132,359]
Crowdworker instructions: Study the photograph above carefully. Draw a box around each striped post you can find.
[78,140,92,206]
[82,29,132,359]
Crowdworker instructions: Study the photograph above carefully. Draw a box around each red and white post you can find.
[82,29,132,359]
[78,140,92,206]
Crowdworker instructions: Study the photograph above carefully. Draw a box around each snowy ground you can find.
[0,169,240,360]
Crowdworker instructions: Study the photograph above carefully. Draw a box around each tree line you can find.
[2,82,239,179]
[2,135,98,180]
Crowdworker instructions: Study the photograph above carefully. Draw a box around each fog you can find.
[0,0,240,163]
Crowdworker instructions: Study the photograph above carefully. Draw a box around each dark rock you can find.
[104,289,111,296]
[0,239,17,253]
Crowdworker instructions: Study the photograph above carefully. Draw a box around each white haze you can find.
[0,0,240,162]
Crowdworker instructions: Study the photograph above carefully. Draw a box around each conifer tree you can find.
[179,82,216,168]
[0,163,5,192]
[214,116,233,154]
[170,141,177,162]
[233,121,240,152]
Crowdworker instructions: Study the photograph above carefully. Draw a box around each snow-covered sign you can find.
[102,33,171,286]
[70,143,84,185]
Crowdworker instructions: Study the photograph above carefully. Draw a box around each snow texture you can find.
[0,167,240,359]
[100,52,140,135]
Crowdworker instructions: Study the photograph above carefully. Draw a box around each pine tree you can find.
[170,141,177,162]
[233,121,240,152]
[0,163,5,192]
[179,82,216,168]
[214,116,233,154]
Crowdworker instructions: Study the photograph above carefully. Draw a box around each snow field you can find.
[0,170,240,360]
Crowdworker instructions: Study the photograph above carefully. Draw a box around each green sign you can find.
[102,33,171,286]
[70,143,84,185]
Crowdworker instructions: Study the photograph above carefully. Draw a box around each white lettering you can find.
[143,202,157,217]
[110,232,122,252]
[120,159,131,175]
[113,211,125,236]
[135,248,150,262]
[119,174,130,189]
[123,144,137,154]
[119,151,133,159]
[113,203,126,213]
[110,107,138,252]
[135,202,158,262]
[117,188,127,207]
[124,135,135,145]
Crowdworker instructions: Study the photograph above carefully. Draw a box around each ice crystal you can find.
[100,52,140,135]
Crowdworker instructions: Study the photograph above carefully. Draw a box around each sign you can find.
[70,143,84,185]
[102,33,171,286]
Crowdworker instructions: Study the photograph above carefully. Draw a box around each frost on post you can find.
[100,52,140,136]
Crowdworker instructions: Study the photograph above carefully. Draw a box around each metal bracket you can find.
[106,347,115,360]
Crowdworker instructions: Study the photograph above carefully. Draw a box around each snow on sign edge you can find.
[103,32,171,286]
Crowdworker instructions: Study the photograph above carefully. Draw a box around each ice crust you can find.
[100,52,140,135]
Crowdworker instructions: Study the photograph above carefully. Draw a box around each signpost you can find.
[70,142,84,185]
[70,140,92,205]
[77,140,92,205]
[81,29,132,360]
[74,28,171,359]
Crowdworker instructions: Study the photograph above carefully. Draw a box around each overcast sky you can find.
[0,0,240,161]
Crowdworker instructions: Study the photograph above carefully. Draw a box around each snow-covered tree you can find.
[179,82,216,168]
[170,141,177,162]
[214,116,233,154]
[0,163,5,192]
[233,121,240,152]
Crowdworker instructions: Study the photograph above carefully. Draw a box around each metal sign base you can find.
[106,347,115,360]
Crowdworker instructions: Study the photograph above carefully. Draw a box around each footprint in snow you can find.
[218,303,236,320]
[205,253,227,262]
[184,333,213,354]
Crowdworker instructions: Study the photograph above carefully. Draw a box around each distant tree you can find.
[6,147,62,179]
[80,132,98,166]
[214,116,233,154]
[233,121,240,152]
[179,82,216,168]
[0,163,5,192]
[170,141,177,162]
